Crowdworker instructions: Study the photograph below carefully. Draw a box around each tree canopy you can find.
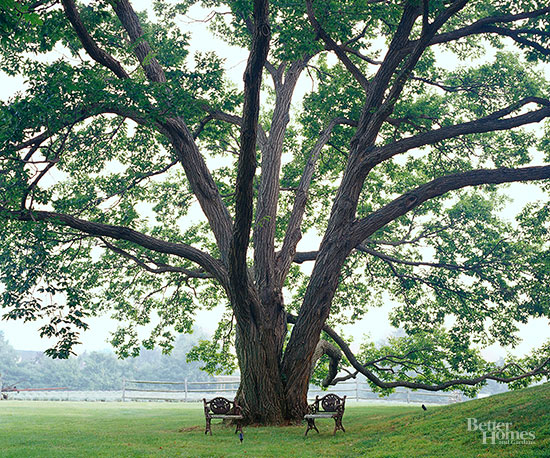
[1,0,550,423]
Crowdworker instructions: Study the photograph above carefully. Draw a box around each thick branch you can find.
[106,0,233,258]
[111,0,166,83]
[229,0,270,321]
[352,2,421,147]
[353,165,550,247]
[360,0,468,144]
[277,117,357,283]
[4,209,228,285]
[254,61,306,296]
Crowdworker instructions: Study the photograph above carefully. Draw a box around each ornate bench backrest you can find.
[203,397,241,416]
[321,393,345,412]
[311,394,346,414]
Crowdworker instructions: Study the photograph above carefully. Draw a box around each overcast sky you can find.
[1,1,549,362]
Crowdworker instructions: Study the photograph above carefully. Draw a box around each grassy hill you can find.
[1,383,548,457]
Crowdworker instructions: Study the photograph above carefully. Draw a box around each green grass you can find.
[1,383,549,457]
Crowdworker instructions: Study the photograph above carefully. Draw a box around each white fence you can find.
[1,390,123,401]
[3,377,463,404]
[122,379,239,402]
[122,377,463,405]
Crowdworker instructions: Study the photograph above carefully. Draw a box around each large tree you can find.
[1,0,550,424]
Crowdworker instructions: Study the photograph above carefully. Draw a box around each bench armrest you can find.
[307,395,320,415]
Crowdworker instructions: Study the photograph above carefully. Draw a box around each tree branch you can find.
[356,244,478,272]
[351,2,421,148]
[77,158,179,214]
[103,0,234,259]
[482,25,550,56]
[254,59,309,293]
[61,0,129,79]
[341,44,382,66]
[425,6,550,50]
[277,116,357,283]
[100,238,213,278]
[20,123,74,210]
[229,0,270,323]
[111,0,166,83]
[361,0,468,142]
[3,208,228,285]
[305,0,370,91]
[369,98,550,166]
[201,106,268,148]
[353,165,550,247]
[310,339,342,388]
[287,314,550,391]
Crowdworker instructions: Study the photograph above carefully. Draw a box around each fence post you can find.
[184,379,188,402]
[356,379,359,402]
[407,390,410,404]
[122,378,126,402]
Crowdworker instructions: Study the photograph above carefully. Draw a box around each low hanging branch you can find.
[310,339,343,388]
[288,314,550,391]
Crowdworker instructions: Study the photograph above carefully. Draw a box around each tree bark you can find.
[233,295,289,424]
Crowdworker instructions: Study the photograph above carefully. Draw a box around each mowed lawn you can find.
[1,383,549,457]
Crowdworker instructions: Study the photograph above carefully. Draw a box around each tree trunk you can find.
[234,296,289,424]
[233,291,316,424]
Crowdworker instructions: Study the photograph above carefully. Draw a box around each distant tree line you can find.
[0,331,208,391]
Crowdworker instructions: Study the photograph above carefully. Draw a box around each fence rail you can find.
[122,377,463,405]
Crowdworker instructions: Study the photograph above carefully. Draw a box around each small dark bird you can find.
[239,432,244,443]
[422,404,427,411]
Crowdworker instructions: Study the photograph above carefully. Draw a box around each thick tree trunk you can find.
[233,296,289,424]
[233,291,315,424]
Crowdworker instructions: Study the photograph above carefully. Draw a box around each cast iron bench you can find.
[203,397,243,436]
[304,393,346,436]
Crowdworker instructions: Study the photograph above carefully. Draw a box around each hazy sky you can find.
[1,2,549,362]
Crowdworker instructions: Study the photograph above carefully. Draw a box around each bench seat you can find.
[304,413,337,419]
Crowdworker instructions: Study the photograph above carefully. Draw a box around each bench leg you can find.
[333,415,345,435]
[205,417,212,435]
[304,419,319,436]
[234,420,243,435]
